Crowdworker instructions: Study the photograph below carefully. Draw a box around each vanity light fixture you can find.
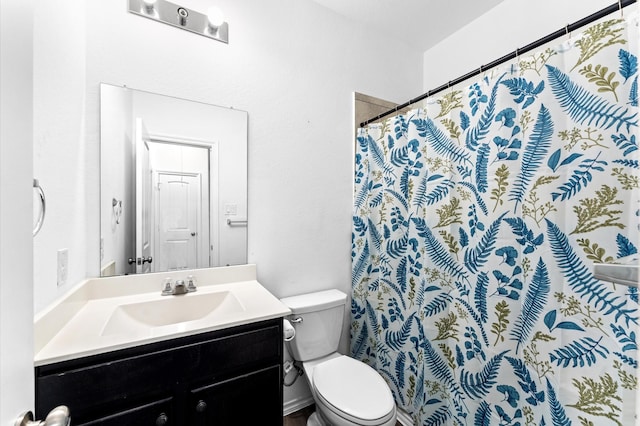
[206,6,225,31]
[128,0,229,44]
[142,0,157,11]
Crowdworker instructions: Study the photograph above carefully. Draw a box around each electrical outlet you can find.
[57,248,68,287]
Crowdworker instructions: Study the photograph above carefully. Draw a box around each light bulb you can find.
[207,6,225,29]
[142,0,157,13]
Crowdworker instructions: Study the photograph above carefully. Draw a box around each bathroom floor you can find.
[284,405,402,426]
[284,404,315,426]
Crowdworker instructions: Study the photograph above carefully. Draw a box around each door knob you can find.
[191,232,196,236]
[196,400,207,413]
[155,413,169,425]
[142,256,153,264]
[15,405,70,426]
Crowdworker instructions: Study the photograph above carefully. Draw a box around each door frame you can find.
[148,133,219,267]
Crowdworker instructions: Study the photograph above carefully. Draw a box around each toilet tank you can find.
[280,289,347,362]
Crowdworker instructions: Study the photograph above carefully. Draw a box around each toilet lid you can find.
[313,356,395,423]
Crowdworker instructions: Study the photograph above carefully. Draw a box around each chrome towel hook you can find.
[33,178,46,237]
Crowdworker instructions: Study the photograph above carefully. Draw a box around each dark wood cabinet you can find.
[35,319,283,426]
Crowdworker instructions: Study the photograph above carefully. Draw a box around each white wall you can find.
[423,0,618,90]
[33,0,424,410]
[100,85,134,276]
[33,0,423,312]
[33,0,88,313]
[1,0,35,422]
[131,90,248,267]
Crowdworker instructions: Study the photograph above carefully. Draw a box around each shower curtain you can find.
[352,12,639,426]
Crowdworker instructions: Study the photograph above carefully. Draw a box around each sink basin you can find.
[102,291,244,336]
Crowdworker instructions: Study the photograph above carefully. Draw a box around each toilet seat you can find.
[312,355,396,426]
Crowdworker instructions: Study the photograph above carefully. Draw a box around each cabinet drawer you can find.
[37,350,176,422]
[188,365,282,426]
[183,324,281,383]
[77,397,173,426]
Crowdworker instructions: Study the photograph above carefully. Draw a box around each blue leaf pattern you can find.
[464,212,506,273]
[474,401,492,426]
[415,117,473,165]
[550,336,610,367]
[616,233,638,257]
[546,220,637,326]
[551,154,608,201]
[618,49,638,83]
[465,75,504,151]
[546,379,572,426]
[501,77,545,109]
[546,64,638,131]
[352,16,638,426]
[510,258,550,354]
[460,350,508,399]
[508,104,554,210]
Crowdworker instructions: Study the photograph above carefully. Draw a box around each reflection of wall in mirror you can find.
[100,86,248,276]
[100,85,134,276]
[131,91,247,269]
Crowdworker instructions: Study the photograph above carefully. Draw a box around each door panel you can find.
[156,173,200,272]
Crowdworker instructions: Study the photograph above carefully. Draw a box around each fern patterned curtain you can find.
[352,12,639,426]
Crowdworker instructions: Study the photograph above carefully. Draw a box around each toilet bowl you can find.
[281,290,397,426]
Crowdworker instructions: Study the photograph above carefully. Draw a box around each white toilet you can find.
[281,289,397,426]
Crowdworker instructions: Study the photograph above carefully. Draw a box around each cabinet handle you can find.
[156,413,169,425]
[196,400,207,413]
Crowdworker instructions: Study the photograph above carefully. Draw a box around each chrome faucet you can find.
[161,276,198,296]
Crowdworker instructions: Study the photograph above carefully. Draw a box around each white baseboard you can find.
[396,407,413,425]
[283,396,315,417]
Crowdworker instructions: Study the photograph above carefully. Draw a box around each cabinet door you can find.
[77,398,173,426]
[189,365,282,426]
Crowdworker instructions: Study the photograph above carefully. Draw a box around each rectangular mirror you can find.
[100,84,247,276]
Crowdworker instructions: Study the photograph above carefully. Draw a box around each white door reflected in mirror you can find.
[100,84,248,277]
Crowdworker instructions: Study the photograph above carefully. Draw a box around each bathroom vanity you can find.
[36,319,282,425]
[33,265,290,426]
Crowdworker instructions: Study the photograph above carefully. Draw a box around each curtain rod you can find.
[360,0,637,127]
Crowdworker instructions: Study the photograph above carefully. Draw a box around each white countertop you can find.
[34,265,291,366]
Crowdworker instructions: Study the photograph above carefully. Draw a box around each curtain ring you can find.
[618,0,623,17]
